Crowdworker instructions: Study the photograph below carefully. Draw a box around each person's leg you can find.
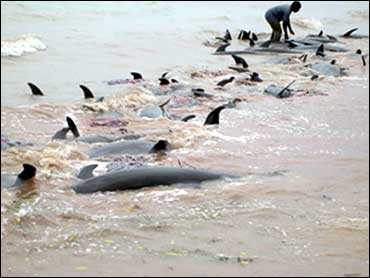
[266,14,276,41]
[274,23,282,42]
[266,15,282,42]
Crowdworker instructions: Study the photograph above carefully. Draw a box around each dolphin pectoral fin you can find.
[260,40,272,48]
[77,164,98,180]
[181,115,196,122]
[342,28,359,37]
[362,55,367,66]
[228,67,250,73]
[286,40,298,48]
[27,82,44,96]
[66,117,80,138]
[204,106,226,125]
[18,164,37,180]
[80,85,95,99]
[161,72,169,78]
[215,43,231,53]
[216,37,229,44]
[130,72,143,80]
[277,80,296,98]
[326,34,338,41]
[52,127,70,140]
[159,99,171,111]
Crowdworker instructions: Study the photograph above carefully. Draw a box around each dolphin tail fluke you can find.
[77,164,98,180]
[342,28,359,37]
[27,82,44,96]
[66,117,80,138]
[80,85,95,99]
[18,164,37,180]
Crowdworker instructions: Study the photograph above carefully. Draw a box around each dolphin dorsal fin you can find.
[204,106,226,125]
[28,82,44,96]
[159,78,170,86]
[130,72,143,80]
[316,44,325,57]
[18,164,37,180]
[77,164,98,180]
[343,28,359,37]
[66,117,80,138]
[150,140,171,153]
[182,115,196,122]
[79,85,95,99]
[231,55,248,68]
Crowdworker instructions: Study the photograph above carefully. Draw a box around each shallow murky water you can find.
[1,1,369,277]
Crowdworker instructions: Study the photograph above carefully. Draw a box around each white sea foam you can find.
[1,35,46,57]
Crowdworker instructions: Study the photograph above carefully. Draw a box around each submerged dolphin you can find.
[139,99,170,119]
[70,167,231,193]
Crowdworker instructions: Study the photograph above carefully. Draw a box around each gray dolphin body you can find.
[71,167,228,193]
[139,106,166,118]
[307,62,347,77]
[87,140,161,158]
[264,85,295,98]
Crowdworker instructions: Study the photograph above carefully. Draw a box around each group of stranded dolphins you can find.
[1,26,368,194]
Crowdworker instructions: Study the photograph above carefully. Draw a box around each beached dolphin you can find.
[228,55,249,73]
[264,80,296,98]
[1,164,36,190]
[52,116,171,144]
[27,82,44,96]
[305,62,347,77]
[70,167,231,193]
[87,139,171,158]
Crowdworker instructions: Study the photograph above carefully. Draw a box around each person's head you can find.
[291,1,302,13]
